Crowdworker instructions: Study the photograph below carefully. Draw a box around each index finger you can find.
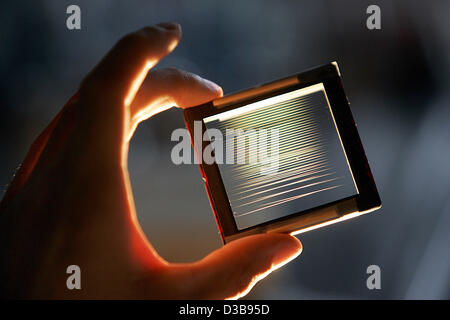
[80,23,182,107]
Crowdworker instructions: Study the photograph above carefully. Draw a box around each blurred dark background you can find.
[1,0,449,299]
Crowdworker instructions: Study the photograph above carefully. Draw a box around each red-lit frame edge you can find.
[183,62,381,244]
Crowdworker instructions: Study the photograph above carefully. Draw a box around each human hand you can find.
[0,23,302,299]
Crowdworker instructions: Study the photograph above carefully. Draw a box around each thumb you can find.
[187,233,302,299]
[129,67,223,129]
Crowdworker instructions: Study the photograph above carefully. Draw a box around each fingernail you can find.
[271,237,302,267]
[157,22,181,31]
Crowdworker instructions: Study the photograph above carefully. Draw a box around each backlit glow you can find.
[205,83,326,123]
[226,245,302,300]
[124,59,156,107]
[289,205,382,236]
[167,38,179,52]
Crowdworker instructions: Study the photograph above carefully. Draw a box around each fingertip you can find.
[217,85,224,97]
[268,234,302,267]
[225,233,302,267]
[154,23,182,54]
[226,234,302,299]
[174,74,223,109]
[185,233,302,299]
[201,78,223,98]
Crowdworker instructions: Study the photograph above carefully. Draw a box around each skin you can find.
[0,23,302,299]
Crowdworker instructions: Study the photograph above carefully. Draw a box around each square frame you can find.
[183,62,381,244]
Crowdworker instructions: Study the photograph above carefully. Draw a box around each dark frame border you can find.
[183,62,381,244]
